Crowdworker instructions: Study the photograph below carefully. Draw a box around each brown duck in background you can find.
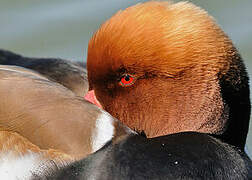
[0,65,133,178]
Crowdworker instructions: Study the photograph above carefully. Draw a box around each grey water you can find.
[0,0,251,157]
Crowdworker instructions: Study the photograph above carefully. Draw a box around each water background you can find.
[0,0,251,157]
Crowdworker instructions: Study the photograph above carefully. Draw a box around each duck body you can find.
[0,65,92,159]
[43,132,252,180]
[0,130,72,179]
[0,49,88,96]
[0,65,134,179]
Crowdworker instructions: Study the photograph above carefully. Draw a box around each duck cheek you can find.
[111,79,172,136]
[105,96,139,129]
[93,88,116,111]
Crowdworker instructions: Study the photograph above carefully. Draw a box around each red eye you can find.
[119,74,135,87]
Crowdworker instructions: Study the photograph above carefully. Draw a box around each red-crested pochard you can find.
[2,1,251,179]
[0,65,133,178]
[41,1,252,180]
[86,1,250,151]
[0,49,88,96]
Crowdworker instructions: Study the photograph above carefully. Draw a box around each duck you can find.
[48,1,252,179]
[0,65,133,179]
[0,49,88,96]
[86,1,251,151]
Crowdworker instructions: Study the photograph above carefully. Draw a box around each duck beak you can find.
[84,90,102,108]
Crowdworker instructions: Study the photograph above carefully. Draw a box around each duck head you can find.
[87,2,250,149]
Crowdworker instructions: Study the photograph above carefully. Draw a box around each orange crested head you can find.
[87,1,250,149]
